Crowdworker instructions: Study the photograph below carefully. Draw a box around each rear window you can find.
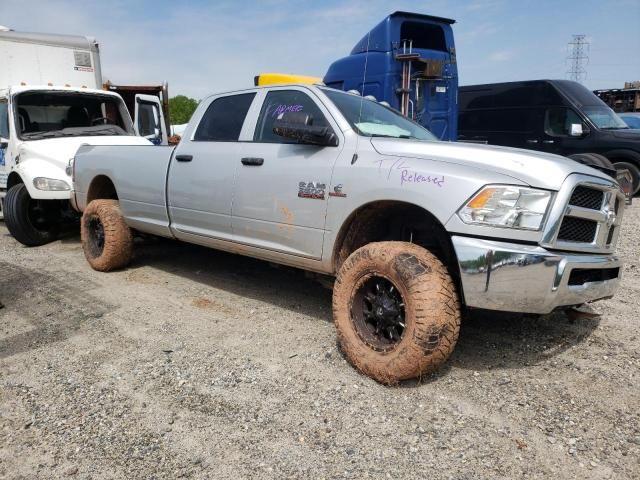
[400,21,447,52]
[194,93,256,142]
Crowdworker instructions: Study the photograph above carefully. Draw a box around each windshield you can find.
[321,88,438,141]
[582,106,629,130]
[15,91,132,140]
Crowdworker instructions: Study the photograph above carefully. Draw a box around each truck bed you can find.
[73,144,175,237]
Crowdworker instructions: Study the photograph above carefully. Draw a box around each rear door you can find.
[134,94,167,145]
[166,92,257,241]
[232,88,343,259]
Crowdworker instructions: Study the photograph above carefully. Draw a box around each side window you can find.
[194,93,256,142]
[138,102,159,138]
[545,107,583,136]
[254,90,329,143]
[0,100,9,139]
[459,108,533,133]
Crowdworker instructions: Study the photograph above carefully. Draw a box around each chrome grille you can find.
[569,186,604,210]
[557,217,598,243]
[542,175,625,254]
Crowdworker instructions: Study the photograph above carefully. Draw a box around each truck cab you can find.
[0,85,152,245]
[0,28,165,244]
[323,11,458,141]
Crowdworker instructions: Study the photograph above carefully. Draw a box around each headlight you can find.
[458,186,552,230]
[33,177,71,191]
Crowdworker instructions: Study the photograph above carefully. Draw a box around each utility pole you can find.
[567,34,589,83]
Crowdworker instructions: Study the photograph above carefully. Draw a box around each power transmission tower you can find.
[567,34,589,83]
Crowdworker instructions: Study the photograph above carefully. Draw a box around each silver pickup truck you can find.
[71,84,625,384]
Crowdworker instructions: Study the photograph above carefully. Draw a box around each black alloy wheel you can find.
[351,275,406,352]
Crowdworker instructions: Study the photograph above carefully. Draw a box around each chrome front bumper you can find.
[452,236,622,314]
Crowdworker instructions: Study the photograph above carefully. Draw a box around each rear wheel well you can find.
[87,175,118,203]
[333,201,458,277]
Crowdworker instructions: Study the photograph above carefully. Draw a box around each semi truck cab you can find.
[323,11,458,142]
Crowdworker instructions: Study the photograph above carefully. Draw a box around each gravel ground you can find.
[1,205,638,480]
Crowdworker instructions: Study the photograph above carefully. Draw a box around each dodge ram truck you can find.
[71,85,625,384]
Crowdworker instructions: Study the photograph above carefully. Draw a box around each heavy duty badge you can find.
[328,184,347,198]
[298,181,326,199]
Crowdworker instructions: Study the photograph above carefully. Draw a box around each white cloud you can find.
[488,49,515,62]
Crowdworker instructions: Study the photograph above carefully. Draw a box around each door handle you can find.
[175,154,193,162]
[241,157,264,166]
[542,140,555,144]
[526,139,539,144]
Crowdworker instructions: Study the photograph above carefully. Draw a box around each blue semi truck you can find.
[323,11,459,141]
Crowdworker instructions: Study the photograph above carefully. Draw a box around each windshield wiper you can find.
[367,133,414,139]
[22,131,70,139]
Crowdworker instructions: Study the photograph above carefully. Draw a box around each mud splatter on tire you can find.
[81,200,133,272]
[333,241,461,385]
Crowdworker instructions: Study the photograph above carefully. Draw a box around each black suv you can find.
[458,80,640,194]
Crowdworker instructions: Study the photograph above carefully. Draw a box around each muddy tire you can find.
[81,200,132,272]
[333,241,461,385]
[4,183,60,246]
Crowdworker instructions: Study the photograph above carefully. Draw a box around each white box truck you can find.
[0,27,167,245]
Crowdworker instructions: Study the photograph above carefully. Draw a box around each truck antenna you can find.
[353,31,371,163]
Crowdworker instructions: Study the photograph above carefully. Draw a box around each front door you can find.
[167,92,257,241]
[134,94,167,145]
[538,106,589,156]
[232,88,343,259]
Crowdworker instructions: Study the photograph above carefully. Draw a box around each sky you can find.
[2,0,639,100]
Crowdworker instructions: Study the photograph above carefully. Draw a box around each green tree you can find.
[168,95,199,125]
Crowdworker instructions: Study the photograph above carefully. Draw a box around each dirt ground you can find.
[1,205,638,480]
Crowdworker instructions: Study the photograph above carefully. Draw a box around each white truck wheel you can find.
[4,183,60,246]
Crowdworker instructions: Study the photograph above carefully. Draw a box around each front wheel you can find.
[4,183,60,246]
[81,199,133,271]
[333,241,461,384]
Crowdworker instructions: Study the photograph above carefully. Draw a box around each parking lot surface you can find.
[1,206,639,479]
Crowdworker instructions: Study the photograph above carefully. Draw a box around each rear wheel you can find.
[4,183,60,246]
[333,241,461,385]
[81,199,133,271]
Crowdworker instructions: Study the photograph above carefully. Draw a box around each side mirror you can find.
[273,112,338,147]
[570,123,588,137]
[0,137,8,148]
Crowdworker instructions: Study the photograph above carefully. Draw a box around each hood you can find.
[370,138,609,190]
[18,135,152,170]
